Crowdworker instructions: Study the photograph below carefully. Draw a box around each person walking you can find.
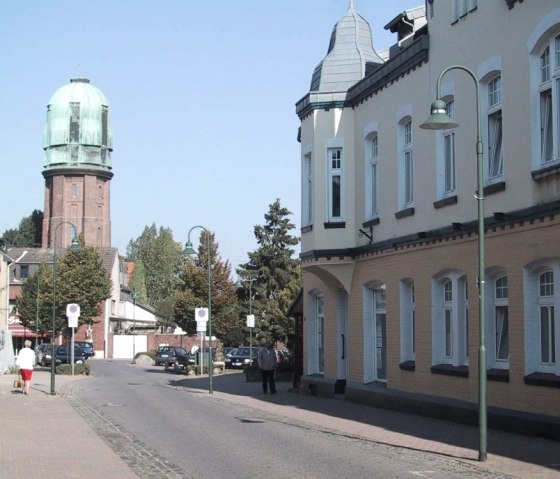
[257,342,277,394]
[15,340,36,395]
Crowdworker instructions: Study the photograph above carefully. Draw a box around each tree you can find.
[128,259,148,304]
[15,264,53,335]
[173,230,237,338]
[237,199,301,346]
[126,224,184,326]
[1,210,43,247]
[16,244,112,336]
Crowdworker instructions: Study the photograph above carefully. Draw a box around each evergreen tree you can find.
[1,210,43,247]
[237,199,301,345]
[173,230,237,338]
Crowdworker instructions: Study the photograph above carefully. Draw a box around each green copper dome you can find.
[43,78,113,172]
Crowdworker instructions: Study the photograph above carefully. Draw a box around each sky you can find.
[0,0,420,274]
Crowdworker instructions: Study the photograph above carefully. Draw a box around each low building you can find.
[5,246,158,358]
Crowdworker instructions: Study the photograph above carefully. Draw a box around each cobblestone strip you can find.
[61,382,193,479]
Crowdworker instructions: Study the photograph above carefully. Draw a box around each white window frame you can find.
[432,271,469,367]
[302,152,313,227]
[326,145,344,222]
[523,260,560,376]
[317,298,325,374]
[443,99,456,194]
[373,288,387,381]
[539,271,555,367]
[434,89,457,200]
[451,0,477,23]
[363,282,387,383]
[306,292,325,375]
[530,32,560,169]
[487,75,504,182]
[492,274,509,366]
[398,117,414,208]
[400,279,415,362]
[365,134,379,220]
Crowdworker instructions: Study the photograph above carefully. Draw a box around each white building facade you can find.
[296,0,560,435]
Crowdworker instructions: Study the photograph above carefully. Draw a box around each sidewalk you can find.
[1,366,559,479]
[0,369,137,479]
[168,370,560,479]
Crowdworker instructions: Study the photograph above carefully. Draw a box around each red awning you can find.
[8,323,43,338]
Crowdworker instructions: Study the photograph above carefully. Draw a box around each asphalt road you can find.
[67,360,510,479]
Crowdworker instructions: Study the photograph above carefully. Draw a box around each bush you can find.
[186,364,213,375]
[56,363,91,375]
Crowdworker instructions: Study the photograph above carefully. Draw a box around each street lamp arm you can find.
[186,225,208,245]
[435,65,482,143]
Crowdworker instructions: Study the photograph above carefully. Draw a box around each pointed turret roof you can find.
[310,2,384,93]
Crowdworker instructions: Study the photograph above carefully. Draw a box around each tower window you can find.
[69,102,80,142]
[101,105,108,146]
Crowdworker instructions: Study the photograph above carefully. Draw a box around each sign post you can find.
[195,308,208,375]
[66,303,80,375]
[246,314,255,363]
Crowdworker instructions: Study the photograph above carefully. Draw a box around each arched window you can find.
[432,272,469,366]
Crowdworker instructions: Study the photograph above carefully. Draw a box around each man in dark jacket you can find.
[257,342,277,394]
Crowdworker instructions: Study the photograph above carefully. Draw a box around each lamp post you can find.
[237,275,256,363]
[50,221,81,396]
[420,64,487,462]
[184,226,213,394]
[131,288,137,364]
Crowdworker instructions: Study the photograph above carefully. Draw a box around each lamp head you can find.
[69,236,82,252]
[183,240,196,256]
[420,99,459,130]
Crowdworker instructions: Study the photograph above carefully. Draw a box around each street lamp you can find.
[50,221,81,395]
[236,275,256,364]
[184,225,213,394]
[420,64,487,462]
[131,288,137,364]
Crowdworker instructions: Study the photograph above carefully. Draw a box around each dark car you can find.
[155,346,189,368]
[55,344,87,364]
[223,347,238,358]
[225,347,257,369]
[37,343,55,366]
[75,341,95,359]
[177,348,216,368]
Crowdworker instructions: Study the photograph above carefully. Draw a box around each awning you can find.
[8,324,45,338]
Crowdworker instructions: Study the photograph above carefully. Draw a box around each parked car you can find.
[55,344,86,364]
[223,347,238,357]
[276,350,289,365]
[75,341,95,359]
[36,343,55,367]
[155,346,189,368]
[178,348,216,368]
[225,347,257,369]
